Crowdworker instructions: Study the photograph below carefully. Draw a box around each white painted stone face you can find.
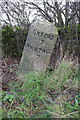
[18,20,58,75]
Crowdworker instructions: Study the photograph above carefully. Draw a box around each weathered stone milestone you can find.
[18,20,58,75]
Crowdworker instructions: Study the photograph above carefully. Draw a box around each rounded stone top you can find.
[31,19,58,35]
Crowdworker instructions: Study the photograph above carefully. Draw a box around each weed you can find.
[2,60,79,118]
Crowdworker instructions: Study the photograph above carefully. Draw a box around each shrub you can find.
[2,25,29,58]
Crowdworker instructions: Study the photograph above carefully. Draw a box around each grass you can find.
[2,60,79,118]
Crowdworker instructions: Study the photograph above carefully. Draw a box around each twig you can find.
[47,110,62,117]
[62,111,80,118]
[0,71,8,78]
[47,110,79,118]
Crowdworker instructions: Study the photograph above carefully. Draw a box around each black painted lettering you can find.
[37,55,40,59]
[41,32,44,37]
[30,45,33,50]
[48,34,51,39]
[33,29,54,40]
[44,34,48,38]
[46,49,52,54]
[38,48,42,53]
[34,46,38,52]
[27,43,31,48]
[27,43,33,50]
[42,49,46,53]
[33,29,36,34]
[41,40,44,44]
[37,31,41,36]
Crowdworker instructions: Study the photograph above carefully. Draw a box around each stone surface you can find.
[18,20,58,75]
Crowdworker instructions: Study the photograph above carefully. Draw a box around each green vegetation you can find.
[2,25,28,58]
[2,60,79,118]
[2,25,80,59]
